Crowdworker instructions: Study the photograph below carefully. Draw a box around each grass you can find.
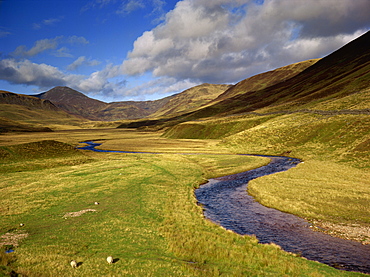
[0,104,84,130]
[0,140,92,173]
[163,109,370,245]
[248,160,370,238]
[0,131,363,276]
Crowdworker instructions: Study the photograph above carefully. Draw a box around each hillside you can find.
[120,30,370,130]
[212,59,319,103]
[1,90,59,110]
[34,86,108,120]
[34,83,230,121]
[151,83,232,117]
[160,31,370,171]
[99,96,174,121]
[0,90,85,132]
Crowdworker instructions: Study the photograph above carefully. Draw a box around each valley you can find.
[0,31,369,276]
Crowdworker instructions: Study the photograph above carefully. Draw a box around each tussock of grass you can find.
[0,140,92,173]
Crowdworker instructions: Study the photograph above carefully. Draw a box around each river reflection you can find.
[195,156,370,274]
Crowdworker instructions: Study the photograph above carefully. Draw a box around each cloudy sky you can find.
[0,0,369,102]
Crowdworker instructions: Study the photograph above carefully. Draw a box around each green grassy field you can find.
[1,130,366,276]
[163,109,370,244]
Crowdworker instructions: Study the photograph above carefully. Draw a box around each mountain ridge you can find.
[2,31,369,129]
[118,30,370,129]
[32,83,230,121]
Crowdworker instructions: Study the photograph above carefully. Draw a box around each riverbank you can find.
[79,140,370,246]
[1,130,367,276]
[196,156,370,274]
[248,159,370,248]
[310,220,370,245]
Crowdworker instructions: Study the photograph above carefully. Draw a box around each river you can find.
[78,141,370,274]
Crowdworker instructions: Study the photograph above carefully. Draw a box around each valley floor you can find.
[0,129,368,276]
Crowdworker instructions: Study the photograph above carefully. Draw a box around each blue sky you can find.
[0,0,369,102]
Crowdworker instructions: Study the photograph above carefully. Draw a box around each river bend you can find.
[78,141,370,274]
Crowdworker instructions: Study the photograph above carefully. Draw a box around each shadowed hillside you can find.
[151,83,232,117]
[189,30,370,117]
[34,84,229,121]
[120,31,370,130]
[212,59,319,103]
[0,91,84,132]
[1,90,59,110]
[161,31,370,172]
[34,86,108,120]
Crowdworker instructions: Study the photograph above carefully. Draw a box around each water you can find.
[195,156,370,274]
[78,142,370,274]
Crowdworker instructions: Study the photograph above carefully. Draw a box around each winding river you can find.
[78,141,370,274]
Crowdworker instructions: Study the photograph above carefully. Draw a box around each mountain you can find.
[119,30,369,130]
[34,86,173,120]
[215,30,370,115]
[34,83,230,121]
[0,90,84,132]
[1,90,59,110]
[151,83,232,117]
[34,86,108,120]
[212,59,319,103]
[99,97,174,121]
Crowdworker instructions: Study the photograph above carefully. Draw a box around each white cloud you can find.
[66,35,89,45]
[67,56,101,71]
[54,47,73,58]
[11,36,90,58]
[123,76,199,100]
[0,58,69,88]
[282,30,367,62]
[83,0,166,17]
[12,37,61,57]
[0,56,193,101]
[33,17,63,30]
[0,58,123,97]
[76,63,122,93]
[122,0,370,84]
[116,0,145,14]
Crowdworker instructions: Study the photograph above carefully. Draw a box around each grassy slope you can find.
[162,32,370,242]
[0,104,84,130]
[36,84,230,121]
[133,31,370,130]
[0,90,86,131]
[1,135,362,276]
[116,59,319,130]
[211,59,319,102]
[162,102,370,239]
[151,84,231,118]
[0,140,92,173]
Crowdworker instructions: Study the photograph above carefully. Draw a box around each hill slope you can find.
[0,90,84,132]
[122,30,369,130]
[194,30,370,117]
[34,86,108,120]
[34,83,230,121]
[212,59,319,103]
[151,83,231,117]
[160,31,370,168]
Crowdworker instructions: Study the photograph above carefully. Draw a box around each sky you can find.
[0,0,369,103]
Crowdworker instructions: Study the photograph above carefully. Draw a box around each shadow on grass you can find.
[113,258,120,264]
